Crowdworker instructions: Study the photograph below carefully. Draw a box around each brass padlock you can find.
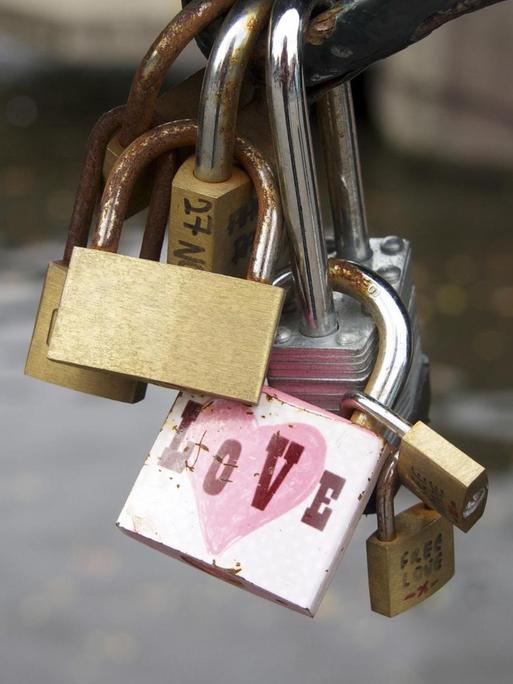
[168,0,272,277]
[24,110,175,402]
[102,0,239,217]
[48,120,284,404]
[366,456,455,617]
[340,391,488,532]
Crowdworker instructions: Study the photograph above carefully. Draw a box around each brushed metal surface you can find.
[24,261,146,402]
[48,249,284,404]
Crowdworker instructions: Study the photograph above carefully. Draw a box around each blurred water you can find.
[1,240,513,684]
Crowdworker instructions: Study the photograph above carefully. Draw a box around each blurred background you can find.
[1,1,512,683]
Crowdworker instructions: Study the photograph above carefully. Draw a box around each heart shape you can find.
[180,399,327,554]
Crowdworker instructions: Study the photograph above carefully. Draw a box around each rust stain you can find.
[119,0,237,146]
[306,7,340,46]
[329,259,374,296]
[63,106,124,265]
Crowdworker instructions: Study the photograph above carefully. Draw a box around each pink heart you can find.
[183,400,327,555]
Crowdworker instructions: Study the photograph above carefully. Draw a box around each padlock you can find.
[168,0,272,277]
[47,120,284,405]
[102,0,239,218]
[116,254,412,615]
[117,385,386,616]
[340,391,488,532]
[266,0,428,422]
[24,109,175,402]
[366,455,455,617]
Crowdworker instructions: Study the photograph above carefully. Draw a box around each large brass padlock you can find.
[48,120,284,405]
[168,0,272,277]
[24,109,175,402]
[366,456,455,617]
[340,391,488,532]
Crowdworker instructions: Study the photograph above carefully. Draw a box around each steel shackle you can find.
[195,0,273,183]
[317,84,371,263]
[272,260,412,428]
[267,0,337,338]
[93,119,281,283]
[328,260,412,417]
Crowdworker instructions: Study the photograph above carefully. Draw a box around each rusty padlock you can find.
[47,120,284,405]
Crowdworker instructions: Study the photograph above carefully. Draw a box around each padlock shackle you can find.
[267,0,337,338]
[316,84,371,262]
[272,260,412,423]
[340,390,411,437]
[63,105,171,266]
[140,153,179,262]
[328,260,412,411]
[118,0,237,149]
[195,0,273,183]
[375,455,399,543]
[93,119,281,283]
[63,107,124,265]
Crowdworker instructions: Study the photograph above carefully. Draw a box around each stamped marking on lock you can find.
[168,158,257,276]
[118,388,386,615]
[367,503,454,617]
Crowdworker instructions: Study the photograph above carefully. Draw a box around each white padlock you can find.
[117,387,385,615]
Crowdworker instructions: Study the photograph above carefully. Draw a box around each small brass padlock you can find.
[48,120,284,405]
[340,391,488,532]
[168,0,272,277]
[366,456,455,617]
[24,109,174,402]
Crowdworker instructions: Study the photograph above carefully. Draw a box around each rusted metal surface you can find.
[139,152,178,262]
[94,120,281,284]
[62,106,124,265]
[63,104,170,266]
[119,0,237,147]
[183,0,506,90]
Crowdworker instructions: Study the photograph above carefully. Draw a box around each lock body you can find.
[117,387,386,615]
[47,249,284,404]
[24,261,146,402]
[367,503,455,617]
[399,422,488,532]
[168,156,257,276]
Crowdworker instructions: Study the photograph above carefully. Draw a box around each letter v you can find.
[251,432,304,511]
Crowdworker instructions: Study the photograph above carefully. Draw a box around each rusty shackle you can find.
[62,106,175,267]
[93,119,281,284]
